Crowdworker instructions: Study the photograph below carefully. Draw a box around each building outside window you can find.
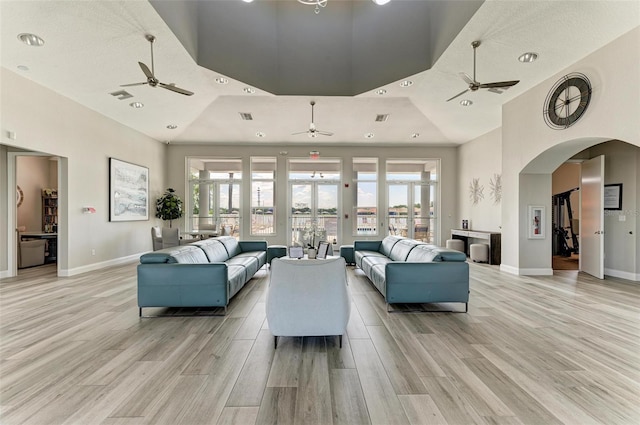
[251,157,276,236]
[353,158,378,236]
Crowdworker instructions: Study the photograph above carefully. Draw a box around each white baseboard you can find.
[59,253,143,277]
[604,268,640,282]
[498,264,553,276]
[499,264,520,275]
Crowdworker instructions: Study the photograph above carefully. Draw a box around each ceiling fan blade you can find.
[459,72,475,85]
[479,80,520,89]
[316,130,333,136]
[120,82,148,87]
[446,89,470,102]
[139,62,154,79]
[291,131,309,136]
[159,82,194,96]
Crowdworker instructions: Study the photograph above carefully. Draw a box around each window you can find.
[386,159,438,243]
[251,157,276,236]
[187,158,242,238]
[353,158,378,236]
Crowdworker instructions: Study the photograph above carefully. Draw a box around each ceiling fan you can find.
[121,34,194,96]
[292,101,333,138]
[446,40,519,102]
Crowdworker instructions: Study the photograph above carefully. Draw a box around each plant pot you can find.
[307,248,317,259]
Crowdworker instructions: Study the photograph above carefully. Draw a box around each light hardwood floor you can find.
[1,261,639,425]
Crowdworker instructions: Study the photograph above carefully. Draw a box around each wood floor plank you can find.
[255,387,297,425]
[329,369,371,425]
[216,406,259,425]
[265,337,303,388]
[397,394,447,425]
[350,339,410,425]
[294,352,332,425]
[226,329,275,407]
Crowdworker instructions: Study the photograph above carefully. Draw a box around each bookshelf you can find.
[42,190,58,233]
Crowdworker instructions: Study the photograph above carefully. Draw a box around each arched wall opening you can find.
[508,138,639,280]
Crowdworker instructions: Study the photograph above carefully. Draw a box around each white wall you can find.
[500,27,640,277]
[0,145,7,273]
[1,68,166,277]
[457,127,502,232]
[165,144,459,247]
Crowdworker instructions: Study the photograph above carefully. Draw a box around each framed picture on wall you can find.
[604,183,622,210]
[109,158,149,221]
[528,205,545,239]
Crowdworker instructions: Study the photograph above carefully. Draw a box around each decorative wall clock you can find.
[543,72,592,129]
[16,185,24,208]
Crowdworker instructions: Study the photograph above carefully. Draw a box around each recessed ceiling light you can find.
[376,89,387,95]
[243,87,255,94]
[372,0,391,4]
[166,124,177,129]
[242,0,254,2]
[256,131,266,138]
[399,80,413,88]
[460,99,473,106]
[411,133,420,138]
[17,33,44,46]
[365,132,375,139]
[17,65,29,71]
[518,52,538,63]
[129,102,144,108]
[215,77,229,84]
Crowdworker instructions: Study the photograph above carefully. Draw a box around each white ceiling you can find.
[1,0,638,147]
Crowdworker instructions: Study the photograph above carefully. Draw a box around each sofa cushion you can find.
[388,239,421,262]
[140,246,207,264]
[406,245,442,262]
[227,264,247,298]
[379,236,402,257]
[369,264,387,296]
[227,254,260,277]
[167,245,210,264]
[192,239,230,263]
[355,250,386,268]
[217,236,242,257]
[361,255,392,277]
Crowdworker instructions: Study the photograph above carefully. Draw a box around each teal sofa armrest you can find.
[239,241,268,252]
[354,240,382,252]
[384,262,469,304]
[137,263,229,311]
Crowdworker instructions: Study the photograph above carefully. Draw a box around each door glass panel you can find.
[317,184,338,245]
[219,183,240,237]
[291,184,312,246]
[388,184,409,237]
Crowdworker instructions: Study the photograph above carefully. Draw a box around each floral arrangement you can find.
[303,219,324,249]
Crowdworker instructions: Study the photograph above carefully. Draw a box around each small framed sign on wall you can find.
[604,183,622,210]
[528,205,545,239]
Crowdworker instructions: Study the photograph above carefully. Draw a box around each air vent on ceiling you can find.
[375,114,389,122]
[110,90,133,100]
[239,112,253,121]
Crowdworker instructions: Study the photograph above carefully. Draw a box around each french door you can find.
[290,182,340,247]
[190,180,241,237]
[387,183,433,242]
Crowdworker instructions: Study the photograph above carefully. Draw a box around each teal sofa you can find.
[137,236,267,316]
[354,236,469,312]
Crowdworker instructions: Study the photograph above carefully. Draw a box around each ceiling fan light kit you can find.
[292,101,334,138]
[447,40,520,102]
[120,34,194,96]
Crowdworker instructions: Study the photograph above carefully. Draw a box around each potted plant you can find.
[156,188,183,228]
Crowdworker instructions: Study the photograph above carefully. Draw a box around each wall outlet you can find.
[619,215,626,222]
[91,249,96,256]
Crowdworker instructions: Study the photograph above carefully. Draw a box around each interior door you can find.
[580,155,604,279]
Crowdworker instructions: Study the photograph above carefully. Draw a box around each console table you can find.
[451,229,501,265]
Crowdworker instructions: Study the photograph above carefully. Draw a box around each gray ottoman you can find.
[470,243,489,263]
[446,239,465,253]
